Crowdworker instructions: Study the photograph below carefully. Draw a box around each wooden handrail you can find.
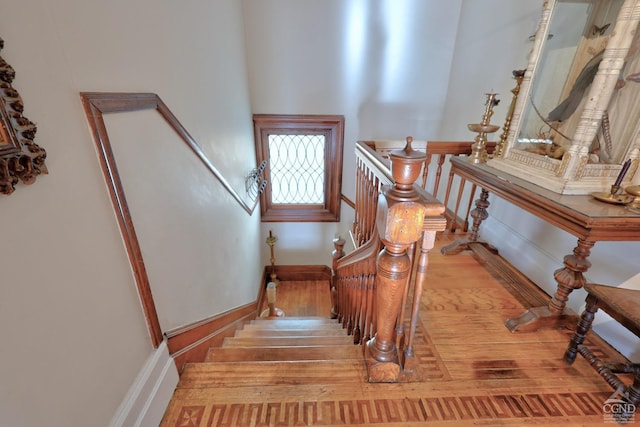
[358,140,496,234]
[81,92,260,215]
[332,230,380,344]
[80,92,261,348]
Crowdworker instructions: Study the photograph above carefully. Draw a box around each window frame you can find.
[253,114,344,222]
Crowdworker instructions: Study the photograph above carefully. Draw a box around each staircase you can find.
[174,316,365,395]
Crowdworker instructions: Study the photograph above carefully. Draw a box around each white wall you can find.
[441,0,640,361]
[0,1,261,426]
[243,0,463,265]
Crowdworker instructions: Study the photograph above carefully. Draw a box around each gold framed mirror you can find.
[0,37,47,195]
[490,0,640,194]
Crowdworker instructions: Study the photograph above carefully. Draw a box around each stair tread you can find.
[205,345,362,362]
[223,336,354,347]
[178,360,366,388]
[247,317,340,328]
[235,328,347,337]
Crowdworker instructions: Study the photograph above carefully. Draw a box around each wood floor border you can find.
[168,390,612,426]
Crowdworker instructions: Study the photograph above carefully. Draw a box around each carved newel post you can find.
[365,136,427,382]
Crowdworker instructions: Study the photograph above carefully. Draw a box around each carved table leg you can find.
[441,188,497,255]
[506,239,594,333]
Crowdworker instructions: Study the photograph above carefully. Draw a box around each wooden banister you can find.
[334,137,446,382]
[359,139,495,234]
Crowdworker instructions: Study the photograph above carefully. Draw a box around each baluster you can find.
[353,274,364,344]
[433,154,447,199]
[347,276,355,334]
[395,242,415,351]
[354,161,364,243]
[342,273,350,329]
[421,154,432,190]
[366,172,377,244]
[403,227,438,373]
[462,183,477,232]
[443,166,456,232]
[363,273,375,345]
[451,177,467,233]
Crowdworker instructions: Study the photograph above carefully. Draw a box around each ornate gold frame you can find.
[0,37,47,195]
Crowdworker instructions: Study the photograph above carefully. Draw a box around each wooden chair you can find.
[564,283,640,407]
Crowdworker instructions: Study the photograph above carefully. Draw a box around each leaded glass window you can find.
[253,115,344,222]
[268,134,325,204]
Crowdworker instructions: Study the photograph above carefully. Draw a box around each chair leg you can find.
[564,293,598,365]
[628,370,640,406]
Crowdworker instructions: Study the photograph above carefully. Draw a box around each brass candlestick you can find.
[266,229,279,284]
[468,93,500,164]
[625,185,640,214]
[496,70,525,157]
[261,230,284,317]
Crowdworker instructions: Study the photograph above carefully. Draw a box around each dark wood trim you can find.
[360,140,496,156]
[270,265,332,281]
[341,193,355,210]
[166,302,259,372]
[253,114,344,222]
[81,93,163,348]
[80,92,261,348]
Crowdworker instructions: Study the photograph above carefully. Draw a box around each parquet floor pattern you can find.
[160,236,629,426]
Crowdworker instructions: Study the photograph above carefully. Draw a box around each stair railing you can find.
[361,139,496,234]
[332,137,446,382]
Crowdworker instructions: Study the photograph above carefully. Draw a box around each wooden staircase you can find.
[175,316,366,391]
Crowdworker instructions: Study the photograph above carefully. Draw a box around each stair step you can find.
[205,344,362,362]
[222,335,354,347]
[245,317,342,330]
[235,327,347,338]
[178,360,366,388]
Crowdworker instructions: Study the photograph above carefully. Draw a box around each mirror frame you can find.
[489,0,640,194]
[0,37,47,195]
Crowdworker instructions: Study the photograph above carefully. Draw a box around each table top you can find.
[449,157,640,241]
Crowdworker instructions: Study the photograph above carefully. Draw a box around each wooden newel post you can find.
[331,235,346,319]
[365,136,427,382]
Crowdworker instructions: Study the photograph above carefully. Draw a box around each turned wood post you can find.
[331,235,346,319]
[365,136,427,383]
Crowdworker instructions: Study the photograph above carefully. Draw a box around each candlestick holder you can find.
[266,230,279,284]
[496,70,525,158]
[468,93,500,164]
[625,185,640,214]
[610,185,622,197]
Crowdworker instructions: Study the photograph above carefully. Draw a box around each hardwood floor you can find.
[160,234,630,426]
[260,279,333,317]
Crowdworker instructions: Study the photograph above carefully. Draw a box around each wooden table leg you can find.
[506,239,594,333]
[441,188,497,255]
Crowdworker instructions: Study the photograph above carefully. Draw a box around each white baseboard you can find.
[109,340,179,427]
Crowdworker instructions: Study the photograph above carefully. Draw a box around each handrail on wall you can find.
[81,92,262,348]
[81,92,261,215]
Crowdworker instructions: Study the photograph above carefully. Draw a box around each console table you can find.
[442,156,640,332]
